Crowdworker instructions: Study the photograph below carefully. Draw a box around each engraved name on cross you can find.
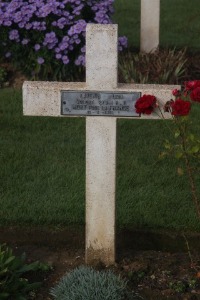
[23,24,179,265]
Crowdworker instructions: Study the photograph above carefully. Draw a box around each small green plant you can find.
[50,265,143,300]
[0,243,49,299]
[128,270,146,283]
[169,280,187,293]
[169,278,198,293]
[188,278,197,289]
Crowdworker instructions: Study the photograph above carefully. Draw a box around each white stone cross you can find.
[140,0,160,53]
[23,24,178,265]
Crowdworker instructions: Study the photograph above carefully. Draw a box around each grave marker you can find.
[23,24,179,265]
[140,0,160,53]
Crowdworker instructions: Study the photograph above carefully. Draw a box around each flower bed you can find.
[0,0,127,80]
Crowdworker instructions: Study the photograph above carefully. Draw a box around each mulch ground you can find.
[1,227,200,300]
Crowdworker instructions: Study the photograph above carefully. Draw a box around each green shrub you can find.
[50,265,143,300]
[0,243,50,299]
[119,48,187,84]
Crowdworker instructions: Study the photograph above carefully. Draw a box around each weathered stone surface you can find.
[85,24,118,265]
[23,81,178,119]
[86,246,115,266]
[86,24,118,90]
[86,117,116,265]
[23,81,85,117]
[140,0,160,53]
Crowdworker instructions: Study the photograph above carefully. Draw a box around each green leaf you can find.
[4,256,15,266]
[0,292,10,299]
[174,130,180,138]
[180,116,189,123]
[175,152,183,159]
[23,282,41,292]
[18,261,40,273]
[177,167,184,176]
[190,146,200,154]
[16,296,26,300]
[9,257,23,271]
[0,267,8,275]
[159,152,167,159]
[164,143,171,150]
[188,134,195,141]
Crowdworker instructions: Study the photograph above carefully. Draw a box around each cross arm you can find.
[23,81,180,119]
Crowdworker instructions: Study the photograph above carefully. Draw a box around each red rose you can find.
[190,87,200,103]
[184,80,200,91]
[171,98,191,116]
[135,94,157,115]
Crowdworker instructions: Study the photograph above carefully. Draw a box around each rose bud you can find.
[172,89,181,97]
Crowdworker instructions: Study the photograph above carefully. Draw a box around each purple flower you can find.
[55,47,61,53]
[22,38,29,45]
[5,52,11,58]
[75,54,85,66]
[56,53,62,59]
[4,20,12,26]
[118,36,128,49]
[25,23,32,30]
[18,22,25,28]
[43,31,58,48]
[13,11,22,23]
[34,44,41,51]
[62,55,69,64]
[81,46,86,53]
[37,57,44,64]
[56,17,67,29]
[9,29,20,41]
[68,20,87,36]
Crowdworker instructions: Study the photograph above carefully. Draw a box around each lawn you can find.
[0,0,200,231]
[0,88,200,230]
[113,0,200,51]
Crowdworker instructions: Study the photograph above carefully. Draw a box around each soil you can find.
[1,227,200,300]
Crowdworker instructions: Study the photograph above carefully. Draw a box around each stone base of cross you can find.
[23,24,179,265]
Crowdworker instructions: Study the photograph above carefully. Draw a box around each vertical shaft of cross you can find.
[140,0,160,53]
[85,24,118,264]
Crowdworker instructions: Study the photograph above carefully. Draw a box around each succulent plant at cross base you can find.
[50,265,144,300]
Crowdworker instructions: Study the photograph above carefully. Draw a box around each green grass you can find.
[113,0,200,51]
[0,88,200,230]
[0,89,85,225]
